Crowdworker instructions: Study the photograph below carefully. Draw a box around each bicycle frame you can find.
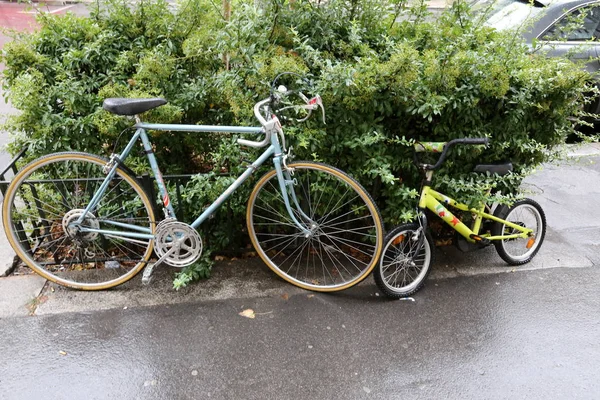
[418,172,533,243]
[75,121,314,239]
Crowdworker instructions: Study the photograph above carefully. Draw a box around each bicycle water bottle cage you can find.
[103,98,167,116]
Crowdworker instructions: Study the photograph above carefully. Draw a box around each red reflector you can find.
[526,237,535,249]
[392,235,405,245]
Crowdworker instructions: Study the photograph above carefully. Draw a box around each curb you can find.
[565,142,600,157]
[0,274,46,317]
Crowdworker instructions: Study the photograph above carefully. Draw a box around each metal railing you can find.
[0,148,27,198]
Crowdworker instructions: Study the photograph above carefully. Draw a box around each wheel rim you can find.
[380,229,430,294]
[500,204,543,261]
[4,154,155,289]
[248,163,382,291]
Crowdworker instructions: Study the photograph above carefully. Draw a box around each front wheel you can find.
[2,152,156,290]
[247,162,384,292]
[374,224,434,298]
[492,198,546,265]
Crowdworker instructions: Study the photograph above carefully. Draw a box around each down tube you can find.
[425,190,474,239]
[189,145,276,229]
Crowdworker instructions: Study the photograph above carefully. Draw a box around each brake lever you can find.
[298,91,310,104]
[272,91,326,124]
[309,95,326,124]
[292,95,325,124]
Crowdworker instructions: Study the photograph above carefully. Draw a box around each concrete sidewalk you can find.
[0,145,598,318]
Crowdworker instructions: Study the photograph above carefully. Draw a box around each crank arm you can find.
[141,245,177,285]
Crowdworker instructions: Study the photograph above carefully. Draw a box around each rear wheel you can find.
[247,161,384,292]
[374,224,433,299]
[492,198,546,265]
[2,152,156,290]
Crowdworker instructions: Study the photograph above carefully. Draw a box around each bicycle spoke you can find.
[375,226,432,298]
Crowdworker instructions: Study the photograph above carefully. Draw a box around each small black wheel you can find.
[374,224,434,298]
[492,198,546,265]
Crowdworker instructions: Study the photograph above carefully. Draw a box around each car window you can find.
[541,5,600,41]
[471,0,546,30]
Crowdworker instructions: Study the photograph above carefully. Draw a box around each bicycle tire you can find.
[492,198,546,265]
[374,224,433,298]
[246,161,384,292]
[2,152,156,290]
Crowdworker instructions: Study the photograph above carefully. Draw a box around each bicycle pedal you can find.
[141,263,156,285]
[469,234,490,245]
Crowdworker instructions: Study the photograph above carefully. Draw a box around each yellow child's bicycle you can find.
[374,138,546,298]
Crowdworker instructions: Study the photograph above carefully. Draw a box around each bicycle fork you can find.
[272,155,315,238]
[411,212,428,260]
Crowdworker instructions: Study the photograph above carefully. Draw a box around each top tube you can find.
[135,122,264,135]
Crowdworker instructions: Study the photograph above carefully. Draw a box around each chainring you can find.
[154,219,202,267]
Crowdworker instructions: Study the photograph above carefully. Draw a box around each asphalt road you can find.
[1,267,598,400]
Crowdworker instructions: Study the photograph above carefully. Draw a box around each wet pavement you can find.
[0,141,597,399]
[1,267,598,399]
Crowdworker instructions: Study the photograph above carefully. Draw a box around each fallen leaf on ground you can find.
[239,309,255,319]
[281,293,289,300]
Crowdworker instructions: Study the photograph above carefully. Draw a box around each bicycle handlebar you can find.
[451,138,489,146]
[253,98,271,127]
[416,138,489,170]
[239,94,325,148]
[236,98,273,148]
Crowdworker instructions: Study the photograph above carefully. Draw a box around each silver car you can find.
[474,0,600,111]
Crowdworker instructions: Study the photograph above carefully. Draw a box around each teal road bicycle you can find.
[2,79,384,291]
[374,138,547,298]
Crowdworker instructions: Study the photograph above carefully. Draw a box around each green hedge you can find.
[1,0,594,286]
